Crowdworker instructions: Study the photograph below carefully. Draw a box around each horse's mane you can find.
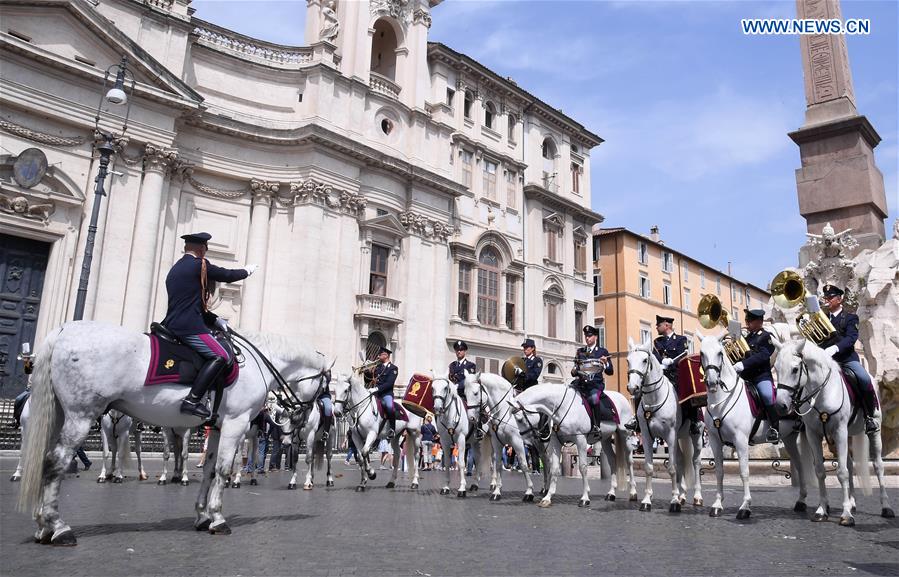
[237,329,329,371]
[477,372,509,389]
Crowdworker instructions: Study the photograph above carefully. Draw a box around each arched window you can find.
[544,283,564,339]
[541,137,558,191]
[484,101,496,129]
[371,19,398,81]
[507,114,516,142]
[547,362,559,375]
[464,91,474,119]
[477,247,500,326]
[365,331,387,361]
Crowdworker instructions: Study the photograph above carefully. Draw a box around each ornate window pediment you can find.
[543,212,564,231]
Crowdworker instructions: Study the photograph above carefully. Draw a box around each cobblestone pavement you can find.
[1,456,897,577]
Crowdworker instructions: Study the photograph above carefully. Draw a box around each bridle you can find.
[627,349,670,419]
[432,378,463,433]
[777,353,840,422]
[700,347,744,431]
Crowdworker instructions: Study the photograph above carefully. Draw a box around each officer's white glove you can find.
[661,358,674,368]
[244,264,259,276]
[514,367,523,376]
[824,345,839,358]
[733,362,745,373]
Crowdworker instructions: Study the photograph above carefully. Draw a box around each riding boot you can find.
[861,390,880,434]
[624,393,642,432]
[180,356,227,419]
[387,415,397,439]
[321,412,333,442]
[588,402,601,436]
[764,405,780,444]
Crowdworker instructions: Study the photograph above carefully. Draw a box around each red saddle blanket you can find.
[744,381,775,419]
[401,374,435,418]
[145,334,239,387]
[580,393,620,425]
[376,397,409,421]
[677,355,708,405]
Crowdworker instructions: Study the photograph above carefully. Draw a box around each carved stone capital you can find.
[370,0,413,24]
[288,179,366,216]
[249,179,280,205]
[0,192,55,223]
[143,143,179,173]
[398,210,452,242]
[412,8,431,28]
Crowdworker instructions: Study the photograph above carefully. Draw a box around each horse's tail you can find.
[853,433,872,496]
[314,437,325,471]
[18,327,63,513]
[678,435,695,491]
[614,430,628,493]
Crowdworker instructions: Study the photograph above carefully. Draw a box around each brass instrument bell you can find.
[501,356,525,384]
[697,293,749,364]
[769,270,836,345]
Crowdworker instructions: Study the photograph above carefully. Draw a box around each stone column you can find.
[240,179,277,330]
[792,0,888,256]
[121,144,177,331]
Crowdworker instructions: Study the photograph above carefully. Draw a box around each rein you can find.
[779,357,841,422]
[629,350,670,420]
[702,355,745,432]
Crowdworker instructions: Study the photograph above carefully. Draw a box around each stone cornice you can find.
[398,210,452,243]
[788,114,882,149]
[451,132,527,171]
[524,183,604,225]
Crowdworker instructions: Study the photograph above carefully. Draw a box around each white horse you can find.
[17,321,331,544]
[430,377,491,498]
[463,372,556,502]
[698,332,811,519]
[625,338,702,513]
[157,427,192,486]
[332,371,422,492]
[96,410,148,483]
[512,383,634,508]
[774,338,894,525]
[284,383,336,491]
[10,395,30,482]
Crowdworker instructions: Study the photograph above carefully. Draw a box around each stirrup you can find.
[180,398,211,419]
[864,417,880,435]
[766,428,780,444]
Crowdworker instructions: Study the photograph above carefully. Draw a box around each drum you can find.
[578,358,606,375]
[401,373,435,418]
[677,354,708,407]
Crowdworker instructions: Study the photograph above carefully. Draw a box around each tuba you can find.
[769,270,836,345]
[697,293,749,364]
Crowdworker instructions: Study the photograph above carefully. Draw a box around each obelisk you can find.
[790,0,888,260]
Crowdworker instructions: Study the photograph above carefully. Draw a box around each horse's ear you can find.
[717,333,727,344]
[475,371,482,382]
[796,339,806,354]
[771,338,782,351]
[628,337,635,351]
[696,330,704,341]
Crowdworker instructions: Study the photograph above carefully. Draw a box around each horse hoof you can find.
[537,500,552,508]
[882,507,896,519]
[639,503,652,512]
[812,513,828,522]
[839,516,855,527]
[693,498,703,507]
[181,480,190,487]
[794,501,807,513]
[230,482,240,489]
[209,522,231,535]
[157,479,167,486]
[490,494,501,502]
[139,473,148,481]
[409,482,418,490]
[97,477,105,484]
[367,471,377,481]
[355,485,365,492]
[51,530,77,546]
[303,484,313,490]
[10,475,20,482]
[326,480,335,487]
[469,484,478,492]
[539,488,548,497]
[113,477,123,484]
[629,494,639,502]
[440,488,450,495]
[669,503,682,513]
[522,494,534,503]
[457,490,467,498]
[736,509,751,520]
[386,481,396,489]
[578,499,590,508]
[287,483,297,490]
[709,507,723,518]
[679,497,686,506]
[604,494,616,502]
[195,518,212,532]
[489,484,496,491]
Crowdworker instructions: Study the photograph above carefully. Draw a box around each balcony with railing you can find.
[355,294,403,324]
[369,72,402,100]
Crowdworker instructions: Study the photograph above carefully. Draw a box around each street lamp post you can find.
[72,56,134,321]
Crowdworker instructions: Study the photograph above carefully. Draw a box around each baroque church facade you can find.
[0,0,603,396]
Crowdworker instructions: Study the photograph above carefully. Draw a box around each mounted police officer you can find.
[371,346,399,438]
[514,338,542,393]
[625,315,698,434]
[448,340,477,399]
[162,232,257,420]
[818,285,879,435]
[733,309,780,444]
[572,325,613,436]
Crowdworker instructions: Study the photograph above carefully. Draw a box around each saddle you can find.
[578,391,620,426]
[13,390,30,427]
[375,397,409,422]
[145,323,239,388]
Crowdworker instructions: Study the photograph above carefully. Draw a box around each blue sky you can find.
[192,0,898,289]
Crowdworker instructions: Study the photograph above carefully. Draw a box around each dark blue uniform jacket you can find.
[820,310,861,364]
[741,329,775,384]
[162,254,248,336]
